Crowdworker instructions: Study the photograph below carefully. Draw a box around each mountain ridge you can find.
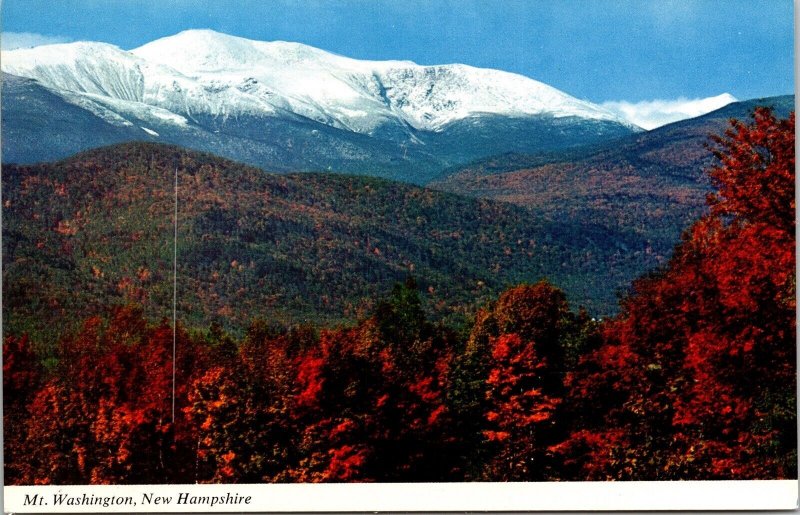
[433,94,795,182]
[1,29,637,182]
[430,94,795,266]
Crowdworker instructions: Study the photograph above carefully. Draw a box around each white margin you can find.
[4,480,799,512]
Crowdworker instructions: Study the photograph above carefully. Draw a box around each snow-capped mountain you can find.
[1,29,638,182]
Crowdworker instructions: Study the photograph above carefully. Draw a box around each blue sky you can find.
[2,0,793,106]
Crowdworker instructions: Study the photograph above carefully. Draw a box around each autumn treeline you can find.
[4,108,795,484]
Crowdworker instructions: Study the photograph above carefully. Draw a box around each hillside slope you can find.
[431,95,794,258]
[3,143,658,345]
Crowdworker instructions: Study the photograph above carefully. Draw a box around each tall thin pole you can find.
[172,166,178,424]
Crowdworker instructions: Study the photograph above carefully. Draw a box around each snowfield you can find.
[2,29,634,135]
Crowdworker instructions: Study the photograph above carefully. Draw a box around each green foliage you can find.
[374,277,425,347]
[3,142,652,352]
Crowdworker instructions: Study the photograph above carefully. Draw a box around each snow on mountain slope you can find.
[132,29,632,131]
[3,42,147,101]
[1,38,284,128]
[3,29,634,136]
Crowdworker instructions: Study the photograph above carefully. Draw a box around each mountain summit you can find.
[128,29,631,132]
[2,29,638,181]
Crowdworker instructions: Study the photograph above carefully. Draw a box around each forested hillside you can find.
[3,142,655,348]
[4,108,794,483]
[432,95,794,264]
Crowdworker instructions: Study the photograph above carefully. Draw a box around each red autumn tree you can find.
[186,365,250,482]
[670,108,796,477]
[20,315,107,484]
[88,321,176,484]
[288,325,377,482]
[289,280,457,482]
[462,282,575,480]
[19,307,204,484]
[553,107,795,480]
[183,320,301,483]
[707,107,794,232]
[482,333,560,480]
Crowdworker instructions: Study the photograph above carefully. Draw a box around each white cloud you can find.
[2,32,73,50]
[601,93,738,130]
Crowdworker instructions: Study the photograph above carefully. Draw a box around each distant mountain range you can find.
[1,29,637,182]
[431,94,795,265]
